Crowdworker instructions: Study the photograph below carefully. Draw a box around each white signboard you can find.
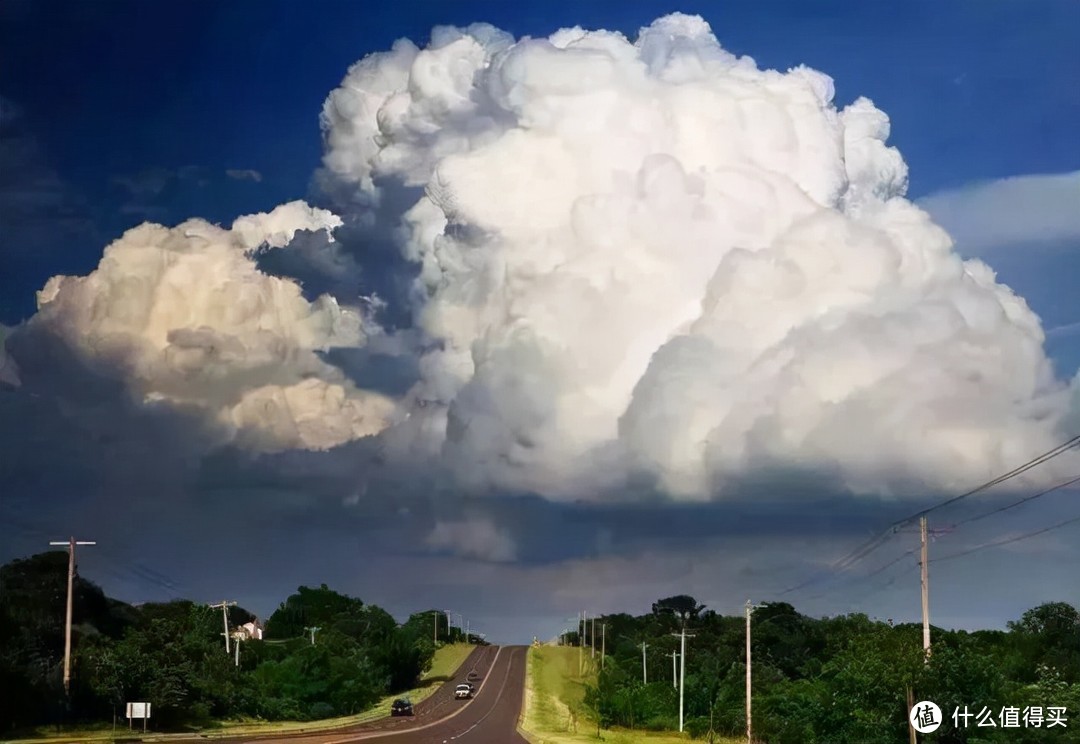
[126,702,151,719]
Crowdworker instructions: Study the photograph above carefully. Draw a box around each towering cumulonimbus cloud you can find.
[318,13,1076,498]
[12,14,1077,503]
[22,201,395,452]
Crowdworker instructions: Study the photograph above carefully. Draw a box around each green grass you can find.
[424,641,475,681]
[518,646,741,744]
[3,643,477,743]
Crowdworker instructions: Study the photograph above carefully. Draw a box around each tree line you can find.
[577,595,1080,743]
[0,552,469,733]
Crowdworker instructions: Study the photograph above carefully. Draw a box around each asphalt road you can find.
[231,645,529,744]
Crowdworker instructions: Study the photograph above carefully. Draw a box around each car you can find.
[467,671,479,681]
[391,698,413,716]
[455,683,474,699]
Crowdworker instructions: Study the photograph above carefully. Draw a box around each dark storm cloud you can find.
[4,318,1080,643]
[304,174,429,331]
[252,227,367,302]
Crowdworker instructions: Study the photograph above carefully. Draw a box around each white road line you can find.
[446,648,519,741]
[327,647,505,744]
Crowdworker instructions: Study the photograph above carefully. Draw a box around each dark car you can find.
[391,698,413,716]
[467,671,479,681]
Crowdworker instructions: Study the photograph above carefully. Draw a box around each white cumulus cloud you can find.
[26,200,394,451]
[316,14,1076,499]
[426,517,518,563]
[15,14,1079,502]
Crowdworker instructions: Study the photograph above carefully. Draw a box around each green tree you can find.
[651,595,705,628]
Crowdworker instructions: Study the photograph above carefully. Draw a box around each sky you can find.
[1,0,1079,644]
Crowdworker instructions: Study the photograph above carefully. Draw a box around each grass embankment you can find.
[2,643,477,744]
[518,646,739,744]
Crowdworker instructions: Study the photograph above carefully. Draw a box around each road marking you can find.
[445,648,518,741]
[326,647,505,744]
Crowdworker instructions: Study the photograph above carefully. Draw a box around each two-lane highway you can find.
[241,645,529,744]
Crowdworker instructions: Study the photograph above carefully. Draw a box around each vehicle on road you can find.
[391,698,414,716]
[467,670,479,681]
[455,683,474,699]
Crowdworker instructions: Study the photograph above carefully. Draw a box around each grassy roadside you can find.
[517,646,739,744]
[2,643,477,743]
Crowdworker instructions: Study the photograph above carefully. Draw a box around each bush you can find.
[308,702,335,720]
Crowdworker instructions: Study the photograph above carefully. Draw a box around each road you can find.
[225,645,529,744]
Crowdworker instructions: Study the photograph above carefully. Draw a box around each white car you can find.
[454,683,474,699]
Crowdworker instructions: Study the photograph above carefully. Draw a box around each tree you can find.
[265,585,366,640]
[1008,602,1080,683]
[651,595,704,627]
[0,552,134,730]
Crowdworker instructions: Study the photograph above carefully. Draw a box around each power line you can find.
[897,435,1080,526]
[798,547,918,602]
[779,434,1080,596]
[791,475,1079,604]
[4,510,185,596]
[931,511,1080,564]
[949,474,1080,528]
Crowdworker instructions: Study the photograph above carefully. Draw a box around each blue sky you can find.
[1,1,1079,640]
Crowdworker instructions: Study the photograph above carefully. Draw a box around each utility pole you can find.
[209,601,237,654]
[900,516,950,662]
[671,629,695,732]
[745,601,764,744]
[466,618,470,643]
[601,623,606,669]
[907,687,917,744]
[304,626,321,645]
[48,537,96,696]
[920,516,931,661]
[231,630,246,667]
[579,611,585,675]
[591,615,596,659]
[669,650,679,689]
[445,610,452,640]
[641,642,648,684]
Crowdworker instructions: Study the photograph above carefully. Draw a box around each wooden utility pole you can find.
[745,601,766,742]
[579,611,585,675]
[746,601,753,744]
[920,516,931,661]
[49,537,96,695]
[907,686,917,744]
[601,623,606,669]
[209,601,237,653]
